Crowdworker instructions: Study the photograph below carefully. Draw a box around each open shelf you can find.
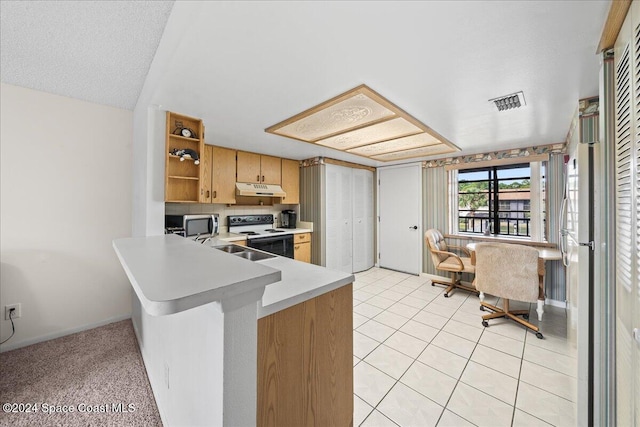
[169,134,200,143]
[168,175,200,180]
[169,154,199,161]
[165,111,204,203]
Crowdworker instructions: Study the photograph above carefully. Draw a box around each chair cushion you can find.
[425,229,448,263]
[438,256,475,274]
[474,243,539,303]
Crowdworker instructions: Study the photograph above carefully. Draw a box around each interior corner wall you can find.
[299,163,325,266]
[132,106,165,238]
[422,165,448,274]
[0,83,133,351]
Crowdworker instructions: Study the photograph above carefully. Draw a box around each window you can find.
[454,162,546,239]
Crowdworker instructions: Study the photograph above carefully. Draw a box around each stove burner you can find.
[264,229,285,233]
[240,231,259,236]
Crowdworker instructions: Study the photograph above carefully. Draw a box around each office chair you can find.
[424,229,477,298]
[473,242,543,339]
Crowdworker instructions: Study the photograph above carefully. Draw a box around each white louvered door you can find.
[614,4,640,425]
[325,164,375,273]
[352,168,374,273]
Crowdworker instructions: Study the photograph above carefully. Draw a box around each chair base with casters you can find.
[479,298,543,339]
[431,272,477,298]
[424,229,477,298]
[472,242,544,339]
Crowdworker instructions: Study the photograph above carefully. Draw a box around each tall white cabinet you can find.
[325,164,374,273]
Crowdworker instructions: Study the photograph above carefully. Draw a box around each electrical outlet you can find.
[5,304,21,320]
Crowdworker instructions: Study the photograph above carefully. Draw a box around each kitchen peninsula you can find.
[113,235,354,427]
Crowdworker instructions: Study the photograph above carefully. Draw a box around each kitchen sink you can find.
[213,245,276,262]
[233,250,275,261]
[215,244,246,254]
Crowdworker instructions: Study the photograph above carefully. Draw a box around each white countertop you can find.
[203,235,353,318]
[256,255,354,318]
[113,235,281,316]
[114,232,353,319]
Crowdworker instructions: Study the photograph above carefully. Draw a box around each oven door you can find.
[248,234,294,259]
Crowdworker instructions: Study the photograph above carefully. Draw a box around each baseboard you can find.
[545,298,567,308]
[0,313,131,353]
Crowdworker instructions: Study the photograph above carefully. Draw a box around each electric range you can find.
[227,214,295,258]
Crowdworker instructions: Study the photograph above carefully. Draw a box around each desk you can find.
[466,242,561,321]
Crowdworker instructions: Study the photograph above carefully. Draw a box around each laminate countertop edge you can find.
[113,235,282,316]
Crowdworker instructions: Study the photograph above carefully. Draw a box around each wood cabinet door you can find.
[200,145,213,203]
[212,146,237,203]
[237,151,261,183]
[260,155,281,184]
[257,284,353,427]
[293,242,311,263]
[280,159,300,204]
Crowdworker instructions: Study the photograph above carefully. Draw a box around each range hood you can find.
[235,182,286,197]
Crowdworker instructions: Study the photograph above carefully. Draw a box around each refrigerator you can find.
[560,123,596,427]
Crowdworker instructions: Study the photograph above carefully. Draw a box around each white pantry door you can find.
[378,164,422,275]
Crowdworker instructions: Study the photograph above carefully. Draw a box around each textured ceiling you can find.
[1,1,610,166]
[0,0,174,110]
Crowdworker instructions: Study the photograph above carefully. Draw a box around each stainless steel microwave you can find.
[165,214,219,238]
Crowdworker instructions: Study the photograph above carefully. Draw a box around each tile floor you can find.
[352,267,578,427]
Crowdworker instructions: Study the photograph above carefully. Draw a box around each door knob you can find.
[409,226,418,230]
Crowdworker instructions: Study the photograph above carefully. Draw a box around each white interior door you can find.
[378,164,422,275]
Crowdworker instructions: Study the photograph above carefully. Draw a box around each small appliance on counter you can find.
[165,214,219,239]
[280,210,297,229]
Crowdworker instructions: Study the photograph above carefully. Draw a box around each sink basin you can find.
[214,244,276,262]
[233,250,276,262]
[214,244,246,254]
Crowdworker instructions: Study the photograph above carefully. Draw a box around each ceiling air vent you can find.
[490,91,526,111]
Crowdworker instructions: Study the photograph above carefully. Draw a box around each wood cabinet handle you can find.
[295,245,300,250]
[213,190,217,199]
[257,174,260,182]
[262,175,265,182]
[207,190,210,198]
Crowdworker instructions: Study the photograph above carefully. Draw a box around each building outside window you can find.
[455,162,544,238]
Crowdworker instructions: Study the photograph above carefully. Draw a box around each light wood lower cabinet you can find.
[293,232,311,263]
[257,284,353,427]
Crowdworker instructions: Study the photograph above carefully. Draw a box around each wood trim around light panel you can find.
[264,84,461,161]
[323,157,376,172]
[597,0,632,53]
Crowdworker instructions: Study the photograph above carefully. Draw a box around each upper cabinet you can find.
[200,145,237,204]
[165,111,204,203]
[211,146,237,204]
[164,113,299,205]
[237,152,281,185]
[280,159,300,205]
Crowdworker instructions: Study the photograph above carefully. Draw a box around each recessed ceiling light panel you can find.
[316,117,422,150]
[272,93,395,141]
[266,84,460,162]
[370,144,454,161]
[347,132,440,156]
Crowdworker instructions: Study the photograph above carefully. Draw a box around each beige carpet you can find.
[0,320,162,426]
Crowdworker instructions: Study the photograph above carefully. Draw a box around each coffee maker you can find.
[280,210,297,229]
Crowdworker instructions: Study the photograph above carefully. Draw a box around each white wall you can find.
[0,83,133,351]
